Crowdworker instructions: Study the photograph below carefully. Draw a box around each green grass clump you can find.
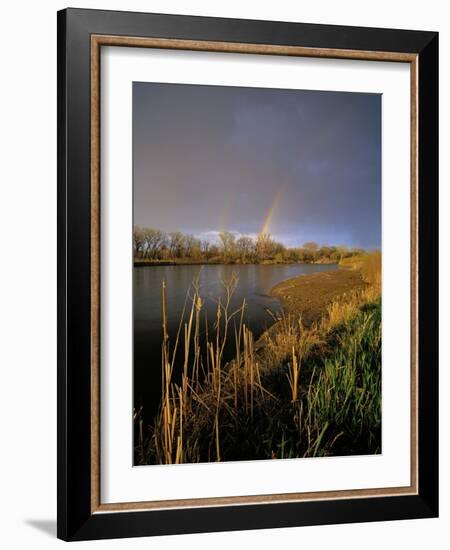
[279,298,381,458]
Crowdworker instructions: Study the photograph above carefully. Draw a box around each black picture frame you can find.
[57,7,438,541]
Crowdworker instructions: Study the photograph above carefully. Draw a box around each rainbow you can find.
[259,189,283,236]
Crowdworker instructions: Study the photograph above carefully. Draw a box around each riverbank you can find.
[270,268,367,327]
[134,258,336,267]
[137,253,381,465]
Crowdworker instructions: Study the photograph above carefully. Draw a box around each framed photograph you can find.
[57,8,438,541]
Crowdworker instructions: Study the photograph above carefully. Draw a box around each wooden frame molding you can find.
[58,9,438,540]
[90,34,419,515]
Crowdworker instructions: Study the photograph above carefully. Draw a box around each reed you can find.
[137,258,382,464]
[287,347,300,403]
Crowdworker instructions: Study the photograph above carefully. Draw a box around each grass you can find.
[135,253,382,465]
[340,251,381,286]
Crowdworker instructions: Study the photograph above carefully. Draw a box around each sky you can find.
[133,82,381,250]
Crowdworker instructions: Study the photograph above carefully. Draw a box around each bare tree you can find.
[219,231,236,261]
[303,241,319,251]
[183,235,201,258]
[133,226,146,258]
[256,233,275,261]
[200,240,211,259]
[168,232,185,258]
[142,228,167,259]
[236,235,255,263]
[134,226,365,265]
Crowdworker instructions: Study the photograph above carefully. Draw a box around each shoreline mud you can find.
[270,268,366,327]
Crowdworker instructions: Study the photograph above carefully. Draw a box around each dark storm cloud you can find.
[133,82,381,249]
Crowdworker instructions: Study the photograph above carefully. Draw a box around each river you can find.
[133,263,338,424]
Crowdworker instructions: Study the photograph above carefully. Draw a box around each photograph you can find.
[132,82,382,466]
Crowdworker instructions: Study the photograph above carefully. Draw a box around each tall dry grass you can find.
[340,251,381,287]
[137,256,382,464]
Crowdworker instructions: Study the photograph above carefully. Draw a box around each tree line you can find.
[133,227,366,264]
